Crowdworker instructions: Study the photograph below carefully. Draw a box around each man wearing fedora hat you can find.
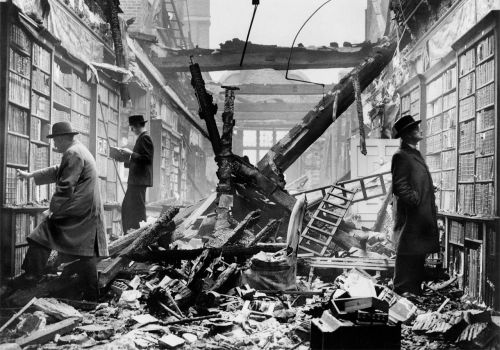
[391,115,439,297]
[16,122,108,299]
[117,115,154,234]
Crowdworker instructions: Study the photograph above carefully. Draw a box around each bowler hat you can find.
[393,115,421,138]
[129,115,147,125]
[47,122,79,138]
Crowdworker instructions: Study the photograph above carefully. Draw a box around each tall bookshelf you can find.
[425,65,457,212]
[449,11,500,309]
[151,119,172,202]
[400,84,421,121]
[1,21,54,277]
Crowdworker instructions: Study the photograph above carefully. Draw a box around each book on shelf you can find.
[464,221,480,240]
[32,43,51,73]
[441,170,456,190]
[32,94,50,119]
[458,184,474,215]
[443,66,457,91]
[459,72,475,97]
[106,181,117,202]
[465,247,481,299]
[15,213,28,245]
[442,129,456,149]
[475,156,494,180]
[459,49,475,76]
[8,104,28,135]
[442,91,456,111]
[7,133,29,165]
[440,191,455,212]
[9,48,31,77]
[441,150,456,169]
[458,120,475,151]
[52,109,71,124]
[476,129,495,155]
[14,245,29,277]
[476,108,495,131]
[458,153,474,181]
[32,68,51,95]
[30,143,49,171]
[458,96,475,121]
[476,35,494,62]
[476,59,494,86]
[5,167,27,205]
[10,24,31,52]
[8,73,30,108]
[54,83,71,107]
[474,183,494,215]
[476,83,494,109]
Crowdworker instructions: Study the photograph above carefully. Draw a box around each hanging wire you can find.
[240,0,260,67]
[285,0,333,88]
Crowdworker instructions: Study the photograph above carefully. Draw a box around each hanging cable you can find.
[240,0,259,67]
[285,0,333,87]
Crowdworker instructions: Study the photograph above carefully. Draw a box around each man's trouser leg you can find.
[393,253,426,295]
[21,240,51,278]
[122,185,147,234]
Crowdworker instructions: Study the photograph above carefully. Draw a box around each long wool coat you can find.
[28,141,108,257]
[125,131,154,187]
[391,143,439,255]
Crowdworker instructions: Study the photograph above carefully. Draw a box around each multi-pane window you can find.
[242,129,287,165]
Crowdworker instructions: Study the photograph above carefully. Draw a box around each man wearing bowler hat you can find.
[118,115,154,234]
[391,115,439,297]
[16,122,108,300]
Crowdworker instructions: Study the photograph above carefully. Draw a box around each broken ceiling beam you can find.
[15,317,80,348]
[152,42,376,72]
[257,38,396,183]
[125,243,286,263]
[208,210,261,248]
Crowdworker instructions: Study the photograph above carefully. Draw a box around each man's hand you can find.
[433,185,440,193]
[42,209,51,219]
[120,148,133,156]
[17,169,32,180]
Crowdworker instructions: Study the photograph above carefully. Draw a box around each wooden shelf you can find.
[476,80,495,90]
[438,211,500,221]
[32,63,50,75]
[477,126,495,133]
[8,68,30,80]
[7,131,29,139]
[32,87,50,98]
[53,100,71,111]
[6,162,29,168]
[449,240,464,247]
[476,103,494,112]
[458,69,475,79]
[459,92,475,101]
[477,53,494,65]
[10,43,31,57]
[465,237,482,244]
[31,139,50,146]
[458,149,474,155]
[476,152,495,158]
[8,100,29,110]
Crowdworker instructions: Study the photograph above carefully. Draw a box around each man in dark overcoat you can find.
[17,122,108,299]
[120,115,154,234]
[391,115,439,296]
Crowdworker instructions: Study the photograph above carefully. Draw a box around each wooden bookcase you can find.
[447,11,500,308]
[0,14,57,278]
[425,65,457,213]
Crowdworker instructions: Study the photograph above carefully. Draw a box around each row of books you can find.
[442,150,456,169]
[73,74,92,99]
[30,117,49,141]
[441,170,456,190]
[97,152,108,177]
[476,108,495,131]
[5,167,27,205]
[459,49,475,76]
[458,153,475,181]
[457,183,474,214]
[427,98,442,117]
[427,154,441,170]
[442,91,456,111]
[54,83,71,107]
[448,245,463,287]
[32,93,50,120]
[459,72,475,98]
[465,247,481,299]
[476,156,494,180]
[107,158,117,182]
[32,68,51,96]
[476,129,495,156]
[401,95,410,113]
[33,44,51,73]
[443,66,457,91]
[458,96,475,122]
[10,24,31,52]
[410,100,420,116]
[9,48,31,77]
[31,183,49,203]
[30,144,49,171]
[464,221,480,240]
[71,112,90,133]
[476,35,494,62]
[53,62,72,89]
[427,77,443,101]
[442,129,457,149]
[72,93,91,115]
[426,115,442,136]
[52,108,71,124]
[458,119,475,151]
[98,178,118,203]
[8,73,30,108]
[8,104,28,135]
[442,108,457,129]
[476,59,494,87]
[450,220,465,244]
[440,190,455,212]
[410,88,420,102]
[476,83,494,109]
[426,133,442,154]
[7,134,29,166]
[475,183,495,215]
[14,213,29,245]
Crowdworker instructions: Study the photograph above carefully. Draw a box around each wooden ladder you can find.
[163,0,189,49]
[298,185,357,256]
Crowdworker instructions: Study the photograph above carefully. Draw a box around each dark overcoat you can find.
[28,141,108,257]
[391,143,439,255]
[125,131,154,186]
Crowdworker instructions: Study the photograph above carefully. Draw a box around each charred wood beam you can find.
[119,207,179,257]
[124,243,287,263]
[248,219,282,246]
[208,210,261,248]
[257,39,396,183]
[153,44,376,72]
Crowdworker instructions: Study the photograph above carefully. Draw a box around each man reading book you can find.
[118,115,154,234]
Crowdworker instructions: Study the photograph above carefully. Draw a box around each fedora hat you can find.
[47,121,79,138]
[129,115,148,125]
[393,115,421,138]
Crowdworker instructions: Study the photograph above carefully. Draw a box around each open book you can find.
[109,146,130,162]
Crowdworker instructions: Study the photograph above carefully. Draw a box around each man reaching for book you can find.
[16,122,108,300]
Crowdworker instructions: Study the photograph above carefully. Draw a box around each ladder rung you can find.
[322,199,350,209]
[312,215,340,226]
[326,191,352,202]
[300,235,328,246]
[317,207,343,218]
[331,185,356,194]
[298,245,321,256]
[305,224,333,236]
